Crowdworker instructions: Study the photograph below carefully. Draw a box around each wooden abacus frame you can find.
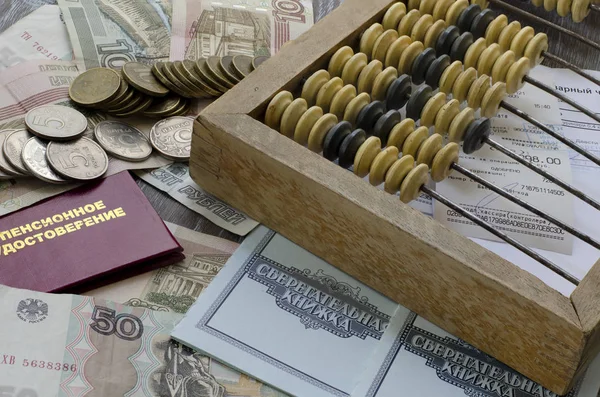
[189,0,600,393]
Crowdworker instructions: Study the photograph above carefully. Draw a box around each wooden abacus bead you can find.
[434,99,461,134]
[491,50,516,84]
[411,14,434,43]
[385,35,412,68]
[464,38,486,69]
[294,106,323,145]
[557,0,573,16]
[431,143,460,182]
[510,26,534,58]
[424,20,448,49]
[373,29,400,63]
[386,75,412,110]
[329,46,354,77]
[439,60,464,94]
[308,113,338,153]
[457,4,482,32]
[433,0,455,20]
[446,0,470,26]
[316,77,344,113]
[339,129,367,169]
[388,118,416,150]
[373,110,402,145]
[419,0,437,15]
[448,107,475,143]
[471,9,495,38]
[302,70,330,107]
[481,81,507,118]
[450,32,475,62]
[453,67,478,102]
[420,92,447,127]
[370,146,400,186]
[385,155,415,194]
[330,85,357,120]
[498,21,521,52]
[417,133,443,167]
[280,98,308,138]
[462,118,491,154]
[572,0,591,22]
[531,0,544,6]
[406,85,433,120]
[426,55,451,90]
[477,43,502,76]
[436,26,461,55]
[323,121,352,161]
[265,91,293,130]
[403,126,429,157]
[344,92,371,125]
[360,23,384,58]
[505,57,530,94]
[400,164,430,203]
[544,0,558,11]
[411,48,437,85]
[382,2,407,30]
[341,53,368,85]
[354,136,382,177]
[467,74,491,109]
[398,9,422,36]
[398,41,424,74]
[485,15,508,46]
[356,101,386,133]
[373,67,398,101]
[524,33,548,67]
[471,0,490,8]
[357,60,383,94]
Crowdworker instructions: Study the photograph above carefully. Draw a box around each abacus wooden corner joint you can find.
[189,0,600,394]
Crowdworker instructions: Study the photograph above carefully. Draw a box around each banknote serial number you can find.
[22,359,76,372]
[19,32,59,60]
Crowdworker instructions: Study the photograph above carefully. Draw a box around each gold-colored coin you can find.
[106,92,144,114]
[206,57,235,89]
[165,62,199,98]
[219,56,242,84]
[102,87,134,111]
[69,67,121,108]
[122,62,169,97]
[232,55,254,78]
[180,60,221,97]
[194,59,228,94]
[252,56,270,70]
[151,62,193,98]
[171,61,211,98]
[142,95,183,118]
[113,96,154,117]
[101,76,130,109]
[167,100,190,117]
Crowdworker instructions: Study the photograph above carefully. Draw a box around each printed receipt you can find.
[434,68,575,255]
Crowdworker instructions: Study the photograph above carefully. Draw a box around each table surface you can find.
[137,0,600,244]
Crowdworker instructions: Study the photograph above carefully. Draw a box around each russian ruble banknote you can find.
[58,0,173,70]
[0,0,55,34]
[86,222,288,397]
[170,0,314,61]
[136,164,259,236]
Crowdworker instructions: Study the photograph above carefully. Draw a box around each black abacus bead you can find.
[373,110,402,146]
[435,26,460,55]
[406,85,432,120]
[411,48,437,85]
[339,129,367,169]
[450,32,474,62]
[463,118,491,154]
[386,75,412,110]
[323,121,352,161]
[425,55,450,90]
[457,4,482,33]
[471,9,496,38]
[356,101,386,133]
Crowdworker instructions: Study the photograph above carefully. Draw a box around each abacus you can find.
[189,0,600,393]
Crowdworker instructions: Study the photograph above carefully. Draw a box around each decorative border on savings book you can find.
[196,230,349,397]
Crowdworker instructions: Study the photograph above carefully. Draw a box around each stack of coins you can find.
[0,105,193,184]
[68,55,269,119]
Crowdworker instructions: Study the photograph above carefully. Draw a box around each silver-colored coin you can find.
[0,129,26,176]
[94,121,153,162]
[3,129,32,175]
[25,105,87,141]
[21,137,68,184]
[149,116,193,161]
[46,137,109,181]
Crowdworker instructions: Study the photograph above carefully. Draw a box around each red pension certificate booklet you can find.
[0,171,183,292]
